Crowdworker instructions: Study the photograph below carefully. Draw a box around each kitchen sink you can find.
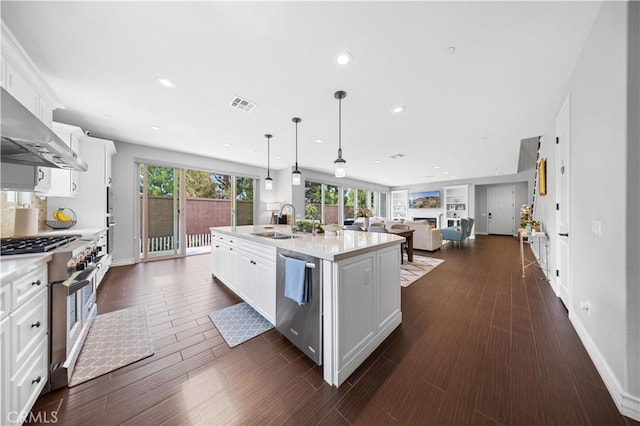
[251,231,301,239]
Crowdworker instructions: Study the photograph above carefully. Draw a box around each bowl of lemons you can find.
[45,207,77,229]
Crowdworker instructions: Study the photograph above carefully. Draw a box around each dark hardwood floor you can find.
[29,235,634,425]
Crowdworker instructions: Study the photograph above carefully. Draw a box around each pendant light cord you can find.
[295,120,299,168]
[338,96,342,158]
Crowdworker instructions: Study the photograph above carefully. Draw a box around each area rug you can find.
[209,302,274,348]
[401,255,445,287]
[69,305,154,387]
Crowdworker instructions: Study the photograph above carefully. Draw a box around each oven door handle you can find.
[67,279,91,295]
[54,265,97,296]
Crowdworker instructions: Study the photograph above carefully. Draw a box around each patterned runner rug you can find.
[209,302,274,348]
[401,255,445,287]
[69,305,154,387]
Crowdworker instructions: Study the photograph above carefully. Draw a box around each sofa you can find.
[400,220,442,251]
[352,218,442,251]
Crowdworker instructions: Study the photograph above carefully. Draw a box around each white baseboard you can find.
[111,258,134,267]
[570,312,640,421]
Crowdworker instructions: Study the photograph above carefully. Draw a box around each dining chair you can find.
[344,224,363,231]
[368,226,388,233]
[390,224,410,263]
[369,222,385,228]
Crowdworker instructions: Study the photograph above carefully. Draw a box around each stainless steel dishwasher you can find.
[276,248,322,365]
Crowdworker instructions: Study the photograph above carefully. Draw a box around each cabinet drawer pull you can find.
[108,177,112,184]
[32,376,42,385]
[73,182,77,191]
[32,280,41,286]
[38,169,44,182]
[31,321,41,328]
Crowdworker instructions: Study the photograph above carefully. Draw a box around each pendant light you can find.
[291,117,302,185]
[334,90,347,178]
[264,134,273,191]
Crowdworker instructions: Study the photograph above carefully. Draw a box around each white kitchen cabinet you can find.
[210,232,239,292]
[1,261,49,425]
[47,122,84,198]
[47,136,116,229]
[0,163,50,193]
[236,239,276,324]
[3,59,39,118]
[1,317,10,426]
[210,232,276,324]
[1,22,60,129]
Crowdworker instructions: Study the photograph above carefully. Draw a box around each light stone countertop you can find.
[1,252,52,282]
[210,224,404,261]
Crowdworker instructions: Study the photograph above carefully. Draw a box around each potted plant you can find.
[521,219,541,232]
[295,220,313,233]
[355,206,373,229]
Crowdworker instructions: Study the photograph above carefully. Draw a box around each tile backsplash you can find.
[1,191,48,237]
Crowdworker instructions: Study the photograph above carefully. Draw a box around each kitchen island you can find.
[210,224,403,387]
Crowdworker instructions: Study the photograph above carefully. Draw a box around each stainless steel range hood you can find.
[1,88,88,171]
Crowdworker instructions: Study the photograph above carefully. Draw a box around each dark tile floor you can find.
[28,235,634,425]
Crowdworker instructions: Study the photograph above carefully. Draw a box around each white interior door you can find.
[556,96,571,306]
[487,185,515,235]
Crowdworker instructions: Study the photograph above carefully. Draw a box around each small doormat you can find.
[69,305,154,387]
[401,255,445,287]
[208,302,274,348]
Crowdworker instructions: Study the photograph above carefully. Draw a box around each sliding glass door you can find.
[139,164,185,260]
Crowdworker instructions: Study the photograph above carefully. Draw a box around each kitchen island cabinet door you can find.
[250,256,276,325]
[336,252,376,372]
[376,245,401,331]
[1,317,10,425]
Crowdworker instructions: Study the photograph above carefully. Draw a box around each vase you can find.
[364,217,370,230]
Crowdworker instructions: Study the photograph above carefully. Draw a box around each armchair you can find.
[441,218,475,246]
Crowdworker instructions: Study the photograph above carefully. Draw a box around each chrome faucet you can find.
[279,203,296,234]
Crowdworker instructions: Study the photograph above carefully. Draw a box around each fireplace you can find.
[413,217,439,228]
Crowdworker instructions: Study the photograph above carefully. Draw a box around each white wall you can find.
[535,2,639,419]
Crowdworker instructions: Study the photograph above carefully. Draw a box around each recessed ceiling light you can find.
[336,52,352,66]
[443,171,449,175]
[150,126,160,131]
[392,105,405,113]
[275,156,281,159]
[434,166,441,169]
[223,143,231,148]
[315,139,323,144]
[445,46,456,55]
[424,175,435,178]
[157,78,176,88]
[373,160,381,164]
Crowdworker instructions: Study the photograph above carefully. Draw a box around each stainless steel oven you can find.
[50,264,97,390]
[48,240,101,390]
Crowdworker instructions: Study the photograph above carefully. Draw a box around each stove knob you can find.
[76,261,87,271]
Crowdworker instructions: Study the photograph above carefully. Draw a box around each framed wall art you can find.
[538,158,547,196]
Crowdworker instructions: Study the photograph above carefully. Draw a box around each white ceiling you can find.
[1,1,601,187]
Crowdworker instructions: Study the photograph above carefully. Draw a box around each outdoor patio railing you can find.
[141,233,212,253]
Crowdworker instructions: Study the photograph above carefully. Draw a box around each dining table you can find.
[387,228,415,262]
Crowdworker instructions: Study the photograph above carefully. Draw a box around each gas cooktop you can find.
[0,234,81,255]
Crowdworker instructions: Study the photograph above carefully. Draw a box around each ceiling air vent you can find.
[389,153,405,159]
[229,96,256,113]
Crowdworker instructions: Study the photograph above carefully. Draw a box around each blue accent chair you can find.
[441,218,475,246]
